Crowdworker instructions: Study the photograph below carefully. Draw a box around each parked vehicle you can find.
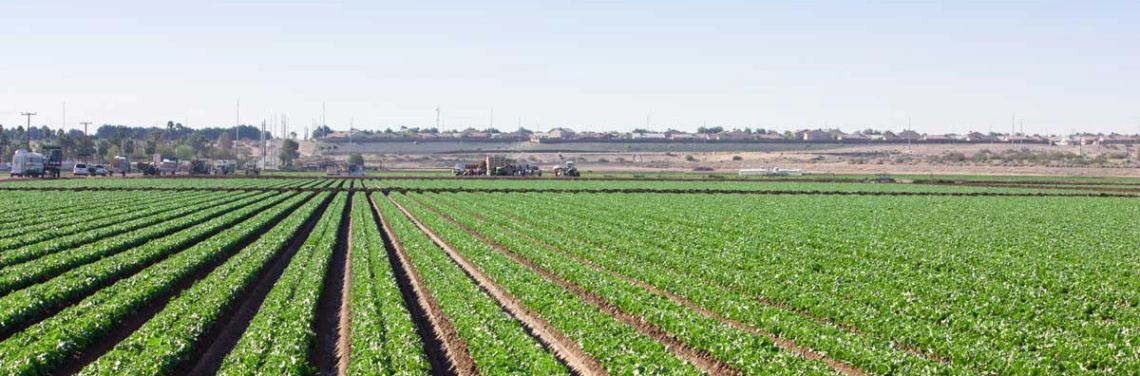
[10,149,45,178]
[73,163,90,176]
[137,162,158,176]
[111,156,130,175]
[159,158,179,175]
[91,164,109,176]
[0,164,10,172]
[40,146,62,178]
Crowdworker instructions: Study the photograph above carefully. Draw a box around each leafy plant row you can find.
[0,192,311,375]
[463,192,1140,374]
[0,191,286,337]
[369,178,1110,195]
[78,192,330,375]
[389,194,704,375]
[0,191,216,267]
[218,192,348,375]
[0,190,216,253]
[0,192,148,239]
[0,191,264,296]
[407,193,841,376]
[0,177,316,190]
[433,192,957,375]
[375,194,568,375]
[343,193,430,375]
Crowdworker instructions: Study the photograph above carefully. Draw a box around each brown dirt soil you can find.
[52,193,322,375]
[184,193,333,375]
[430,195,956,370]
[389,196,609,376]
[418,196,872,375]
[370,194,480,376]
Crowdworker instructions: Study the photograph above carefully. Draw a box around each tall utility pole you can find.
[80,122,92,137]
[21,112,36,149]
[322,102,327,137]
[260,120,267,168]
[435,106,441,132]
[490,109,494,130]
[236,98,240,142]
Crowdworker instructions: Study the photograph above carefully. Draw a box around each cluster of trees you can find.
[0,121,275,166]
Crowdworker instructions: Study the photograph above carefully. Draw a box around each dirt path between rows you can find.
[388,196,608,376]
[314,194,353,376]
[393,195,743,376]
[184,193,334,375]
[51,193,318,375]
[369,194,479,376]
[432,194,958,369]
[417,194,866,376]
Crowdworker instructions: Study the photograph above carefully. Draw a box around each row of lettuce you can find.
[418,192,1140,375]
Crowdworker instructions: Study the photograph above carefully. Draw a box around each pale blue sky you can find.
[2,0,1138,135]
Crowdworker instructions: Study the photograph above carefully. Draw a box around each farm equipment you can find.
[158,156,180,175]
[738,167,804,177]
[245,162,261,175]
[111,156,130,176]
[138,162,158,176]
[454,155,542,177]
[189,160,211,175]
[10,149,45,178]
[212,160,237,175]
[552,160,580,177]
[41,146,62,178]
[867,173,896,184]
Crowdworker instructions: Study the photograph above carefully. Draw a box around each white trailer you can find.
[10,149,45,178]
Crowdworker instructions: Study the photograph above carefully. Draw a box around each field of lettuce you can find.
[0,177,1137,375]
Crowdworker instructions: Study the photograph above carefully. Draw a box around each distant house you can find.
[668,132,700,140]
[576,132,610,141]
[547,128,575,139]
[838,133,871,141]
[1002,135,1035,143]
[714,131,753,140]
[754,133,785,141]
[1096,135,1137,145]
[465,132,490,139]
[800,130,832,141]
[897,130,922,140]
[632,132,666,139]
[965,132,994,142]
[876,133,900,141]
[921,134,954,142]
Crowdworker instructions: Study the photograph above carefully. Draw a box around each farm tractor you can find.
[553,160,580,177]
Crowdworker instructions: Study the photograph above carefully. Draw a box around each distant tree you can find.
[123,140,135,155]
[517,127,533,135]
[174,144,195,161]
[697,126,724,134]
[633,128,653,134]
[279,139,299,166]
[217,132,233,151]
[784,130,796,140]
[483,127,500,133]
[348,153,365,167]
[96,140,110,161]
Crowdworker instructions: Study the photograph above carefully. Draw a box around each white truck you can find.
[10,149,45,178]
